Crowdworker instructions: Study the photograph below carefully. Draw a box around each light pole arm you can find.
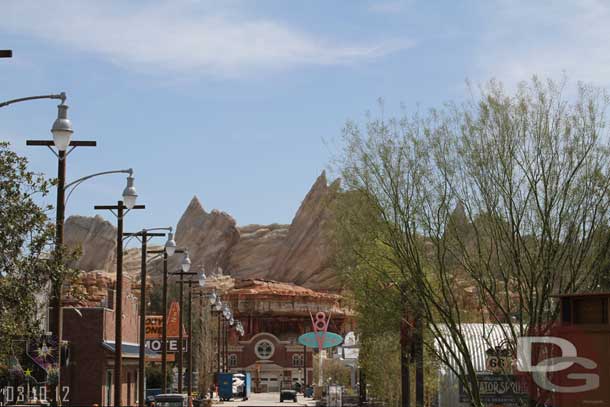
[0,92,66,108]
[65,168,133,190]
[140,227,172,233]
[64,168,133,205]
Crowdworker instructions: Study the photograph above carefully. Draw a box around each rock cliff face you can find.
[65,172,341,291]
[147,197,241,279]
[64,215,116,272]
[265,173,340,288]
[227,224,289,279]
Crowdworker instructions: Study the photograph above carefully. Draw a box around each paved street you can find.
[212,392,318,407]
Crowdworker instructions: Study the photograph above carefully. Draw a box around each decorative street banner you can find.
[298,332,343,349]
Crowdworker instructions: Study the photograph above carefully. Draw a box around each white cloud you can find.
[3,0,411,77]
[475,0,610,86]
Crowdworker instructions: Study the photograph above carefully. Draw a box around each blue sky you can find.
[2,0,609,237]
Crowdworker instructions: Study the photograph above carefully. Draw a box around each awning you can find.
[102,341,158,358]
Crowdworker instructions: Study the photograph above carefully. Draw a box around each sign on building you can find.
[144,301,187,361]
[459,374,528,404]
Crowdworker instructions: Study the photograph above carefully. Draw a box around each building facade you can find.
[60,274,152,406]
[221,279,354,392]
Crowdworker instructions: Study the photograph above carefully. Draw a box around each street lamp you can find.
[169,263,197,394]
[3,91,94,406]
[122,174,138,210]
[184,277,205,400]
[95,198,145,407]
[221,304,232,370]
[124,227,176,407]
[198,271,207,288]
[50,103,73,151]
[147,246,186,394]
[212,297,223,372]
[165,232,177,257]
[181,251,192,272]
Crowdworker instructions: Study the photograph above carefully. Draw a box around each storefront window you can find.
[105,370,113,406]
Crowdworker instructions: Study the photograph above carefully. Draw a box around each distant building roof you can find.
[224,278,352,317]
[227,278,341,301]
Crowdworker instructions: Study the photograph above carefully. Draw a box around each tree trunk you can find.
[414,318,424,407]
[400,315,411,407]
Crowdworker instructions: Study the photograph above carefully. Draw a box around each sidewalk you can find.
[211,392,319,407]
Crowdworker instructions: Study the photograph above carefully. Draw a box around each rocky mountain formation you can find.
[63,172,341,291]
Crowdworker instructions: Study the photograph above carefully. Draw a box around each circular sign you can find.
[298,332,343,349]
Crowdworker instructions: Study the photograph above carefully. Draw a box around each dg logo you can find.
[517,336,599,393]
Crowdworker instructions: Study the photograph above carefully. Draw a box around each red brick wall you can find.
[62,275,142,406]
[62,307,106,406]
[103,276,140,343]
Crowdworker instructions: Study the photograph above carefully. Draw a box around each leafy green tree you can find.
[0,142,55,362]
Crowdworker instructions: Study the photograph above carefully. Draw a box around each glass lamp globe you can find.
[181,252,191,272]
[51,104,73,151]
[198,270,206,287]
[164,232,176,256]
[122,175,138,210]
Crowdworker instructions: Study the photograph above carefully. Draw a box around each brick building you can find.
[60,274,153,406]
[221,279,354,392]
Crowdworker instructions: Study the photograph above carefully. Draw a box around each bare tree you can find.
[335,78,610,406]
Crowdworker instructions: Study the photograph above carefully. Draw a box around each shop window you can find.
[292,354,304,367]
[229,354,238,367]
[105,370,113,406]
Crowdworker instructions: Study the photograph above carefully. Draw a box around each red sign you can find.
[144,301,187,361]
